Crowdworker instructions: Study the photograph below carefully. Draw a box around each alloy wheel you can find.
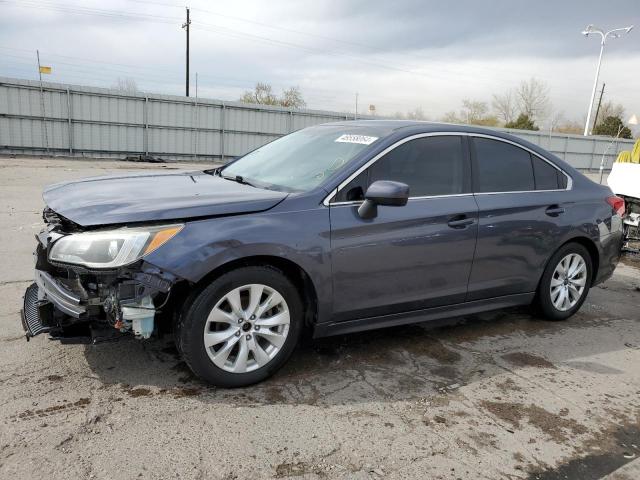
[550,253,587,311]
[203,284,290,373]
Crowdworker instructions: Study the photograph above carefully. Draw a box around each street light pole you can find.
[582,24,633,136]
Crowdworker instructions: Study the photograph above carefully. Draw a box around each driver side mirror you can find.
[358,180,409,219]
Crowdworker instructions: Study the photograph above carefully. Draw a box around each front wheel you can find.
[178,266,303,387]
[536,243,592,321]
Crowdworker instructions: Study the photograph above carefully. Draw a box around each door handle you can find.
[545,205,565,216]
[447,216,475,229]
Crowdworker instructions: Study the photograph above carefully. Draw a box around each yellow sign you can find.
[39,66,52,74]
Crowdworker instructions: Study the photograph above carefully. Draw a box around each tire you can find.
[536,242,593,321]
[178,266,303,387]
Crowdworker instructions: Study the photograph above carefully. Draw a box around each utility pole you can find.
[591,83,605,133]
[354,93,358,120]
[182,7,191,97]
[36,50,50,154]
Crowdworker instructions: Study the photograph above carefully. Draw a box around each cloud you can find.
[0,0,638,122]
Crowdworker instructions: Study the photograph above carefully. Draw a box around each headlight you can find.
[49,224,183,269]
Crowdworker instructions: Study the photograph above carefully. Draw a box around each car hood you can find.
[43,170,288,226]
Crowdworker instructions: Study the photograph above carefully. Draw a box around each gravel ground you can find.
[1,156,640,480]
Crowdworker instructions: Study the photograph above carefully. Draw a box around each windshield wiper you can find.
[221,174,256,188]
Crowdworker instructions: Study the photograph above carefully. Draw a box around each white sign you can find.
[335,134,378,145]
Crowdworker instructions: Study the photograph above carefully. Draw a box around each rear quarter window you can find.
[532,156,562,190]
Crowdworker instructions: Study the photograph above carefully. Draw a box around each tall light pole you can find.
[582,24,633,136]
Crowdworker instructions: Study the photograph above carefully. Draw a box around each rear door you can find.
[329,134,479,322]
[466,136,572,301]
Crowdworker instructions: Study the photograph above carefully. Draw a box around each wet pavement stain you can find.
[481,401,587,442]
[527,421,640,480]
[502,352,556,369]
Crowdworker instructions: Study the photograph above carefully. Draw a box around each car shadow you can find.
[82,302,632,406]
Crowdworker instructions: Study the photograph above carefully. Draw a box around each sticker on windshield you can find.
[335,134,378,145]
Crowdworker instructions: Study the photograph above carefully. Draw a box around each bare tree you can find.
[111,77,139,94]
[392,107,428,120]
[460,99,489,124]
[280,86,306,109]
[515,78,550,122]
[492,91,517,124]
[405,106,427,120]
[595,101,625,126]
[441,111,460,123]
[546,111,565,132]
[240,83,306,108]
[240,82,278,105]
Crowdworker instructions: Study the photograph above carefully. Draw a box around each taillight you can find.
[606,195,625,217]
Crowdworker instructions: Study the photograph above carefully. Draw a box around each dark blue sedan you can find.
[22,121,625,386]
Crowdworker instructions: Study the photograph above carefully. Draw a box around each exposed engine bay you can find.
[22,208,183,344]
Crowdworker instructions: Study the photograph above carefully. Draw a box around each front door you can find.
[329,135,479,322]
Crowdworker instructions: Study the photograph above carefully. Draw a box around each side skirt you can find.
[313,292,535,338]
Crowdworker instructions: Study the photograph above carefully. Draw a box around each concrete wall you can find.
[0,76,635,170]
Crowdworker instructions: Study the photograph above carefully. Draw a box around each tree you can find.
[240,82,278,105]
[441,111,460,123]
[594,101,624,128]
[240,83,306,108]
[492,91,517,124]
[460,99,489,124]
[441,99,498,126]
[280,86,306,109]
[505,113,539,131]
[111,77,139,93]
[515,78,550,122]
[405,107,428,120]
[592,116,632,139]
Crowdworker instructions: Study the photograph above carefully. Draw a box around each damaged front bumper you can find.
[21,218,182,344]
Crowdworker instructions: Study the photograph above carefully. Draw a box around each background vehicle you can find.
[22,121,624,387]
[608,139,640,252]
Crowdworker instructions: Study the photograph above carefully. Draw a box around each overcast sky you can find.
[1,0,639,127]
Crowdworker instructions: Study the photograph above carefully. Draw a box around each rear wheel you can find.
[536,243,592,320]
[178,266,303,387]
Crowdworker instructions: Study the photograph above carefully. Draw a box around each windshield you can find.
[220,125,385,192]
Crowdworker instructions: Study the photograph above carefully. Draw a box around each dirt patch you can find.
[171,387,201,398]
[12,397,90,420]
[481,401,587,442]
[45,374,63,382]
[496,378,523,393]
[274,462,322,478]
[126,387,152,398]
[264,386,288,403]
[502,352,556,369]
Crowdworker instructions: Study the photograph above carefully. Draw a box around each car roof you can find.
[320,119,581,178]
[323,119,506,135]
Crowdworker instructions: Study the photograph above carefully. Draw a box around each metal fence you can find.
[0,76,635,170]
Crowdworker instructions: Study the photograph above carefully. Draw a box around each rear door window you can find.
[473,138,535,193]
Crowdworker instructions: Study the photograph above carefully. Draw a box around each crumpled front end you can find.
[21,208,183,344]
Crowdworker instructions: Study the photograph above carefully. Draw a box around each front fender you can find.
[143,206,332,321]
